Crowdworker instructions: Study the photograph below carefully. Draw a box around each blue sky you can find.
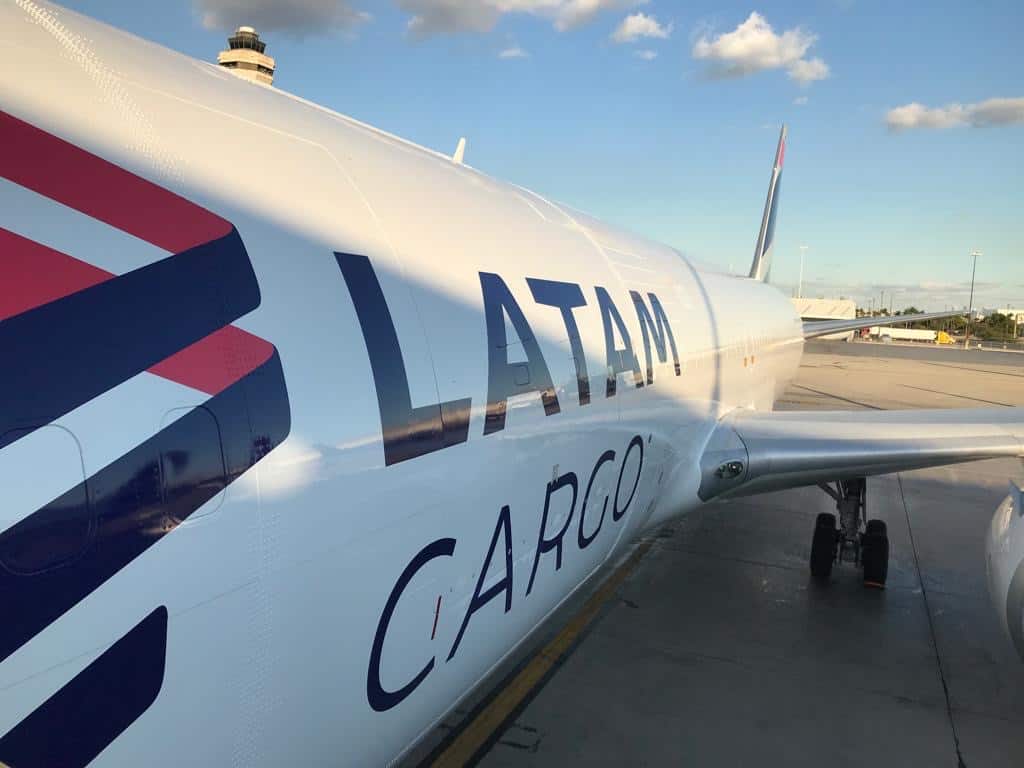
[63,0,1024,311]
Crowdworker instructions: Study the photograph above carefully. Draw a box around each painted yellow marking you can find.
[430,539,655,767]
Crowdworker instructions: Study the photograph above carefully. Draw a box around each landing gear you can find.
[810,478,889,587]
[810,513,837,582]
[861,519,889,588]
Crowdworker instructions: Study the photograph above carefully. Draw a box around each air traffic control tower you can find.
[217,27,275,86]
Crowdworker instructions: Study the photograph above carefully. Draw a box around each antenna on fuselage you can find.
[452,137,467,165]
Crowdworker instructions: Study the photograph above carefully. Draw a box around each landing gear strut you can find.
[809,478,889,588]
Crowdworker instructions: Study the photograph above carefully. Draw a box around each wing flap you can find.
[699,407,1024,501]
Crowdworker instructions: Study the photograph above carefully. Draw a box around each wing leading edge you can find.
[698,407,1024,501]
[802,310,964,340]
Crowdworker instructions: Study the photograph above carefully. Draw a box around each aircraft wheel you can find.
[862,520,889,588]
[810,512,837,582]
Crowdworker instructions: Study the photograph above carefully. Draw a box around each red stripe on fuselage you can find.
[0,112,273,395]
[0,228,110,319]
[149,326,274,396]
[0,228,272,395]
[0,111,230,253]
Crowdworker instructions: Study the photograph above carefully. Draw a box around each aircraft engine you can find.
[986,483,1024,661]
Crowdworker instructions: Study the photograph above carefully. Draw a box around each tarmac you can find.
[418,343,1024,768]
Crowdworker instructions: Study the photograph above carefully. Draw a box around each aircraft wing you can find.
[698,407,1024,501]
[802,310,964,340]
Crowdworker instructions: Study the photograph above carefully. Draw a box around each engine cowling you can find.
[986,483,1024,661]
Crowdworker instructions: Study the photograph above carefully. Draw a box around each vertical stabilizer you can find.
[748,125,786,282]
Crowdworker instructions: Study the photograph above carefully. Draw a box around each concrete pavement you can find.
[470,348,1024,767]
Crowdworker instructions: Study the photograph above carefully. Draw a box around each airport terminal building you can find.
[790,298,857,340]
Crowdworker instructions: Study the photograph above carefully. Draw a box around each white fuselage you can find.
[0,3,804,765]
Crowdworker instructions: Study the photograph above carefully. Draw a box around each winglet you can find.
[748,125,786,282]
[452,137,467,165]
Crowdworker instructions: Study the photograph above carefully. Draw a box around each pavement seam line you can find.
[428,539,655,767]
[898,473,967,768]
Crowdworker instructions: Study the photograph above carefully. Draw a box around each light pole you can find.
[964,250,982,349]
[798,245,808,299]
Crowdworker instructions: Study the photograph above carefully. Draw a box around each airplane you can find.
[0,2,1022,766]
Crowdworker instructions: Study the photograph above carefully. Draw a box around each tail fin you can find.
[748,124,786,282]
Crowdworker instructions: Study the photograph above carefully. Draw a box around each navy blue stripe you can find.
[0,227,260,450]
[0,606,168,768]
[0,351,290,664]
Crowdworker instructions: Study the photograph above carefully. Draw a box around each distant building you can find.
[791,298,856,321]
[991,307,1024,337]
[217,26,275,85]
[791,298,857,340]
[992,307,1024,324]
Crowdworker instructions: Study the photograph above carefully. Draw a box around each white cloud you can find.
[786,56,828,84]
[886,103,963,130]
[970,97,1024,126]
[611,12,670,43]
[499,45,529,58]
[635,49,657,60]
[398,0,641,38]
[793,95,808,105]
[401,0,498,37]
[195,0,370,35]
[886,97,1024,131]
[692,12,829,85]
[553,0,641,31]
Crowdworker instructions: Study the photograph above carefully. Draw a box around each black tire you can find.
[811,513,837,582]
[862,521,889,587]
[865,519,887,537]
